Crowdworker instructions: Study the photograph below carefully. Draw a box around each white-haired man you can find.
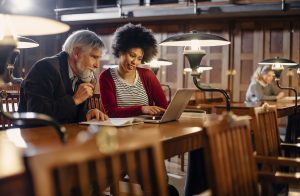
[19,30,108,123]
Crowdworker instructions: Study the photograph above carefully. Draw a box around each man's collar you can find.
[68,63,75,79]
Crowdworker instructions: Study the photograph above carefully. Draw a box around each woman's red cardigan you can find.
[99,67,168,117]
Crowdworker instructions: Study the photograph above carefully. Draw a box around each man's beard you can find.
[76,62,95,83]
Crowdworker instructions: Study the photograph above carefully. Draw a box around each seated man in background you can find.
[19,30,108,123]
[245,65,284,102]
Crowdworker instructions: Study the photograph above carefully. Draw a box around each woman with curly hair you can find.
[99,23,168,117]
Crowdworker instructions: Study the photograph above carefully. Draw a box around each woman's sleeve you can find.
[144,69,168,109]
[99,70,143,117]
[256,84,277,101]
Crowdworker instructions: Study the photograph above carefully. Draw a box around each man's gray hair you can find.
[62,30,104,54]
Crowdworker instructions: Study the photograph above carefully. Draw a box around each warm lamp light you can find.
[7,36,39,84]
[0,12,69,143]
[160,31,231,111]
[17,36,39,49]
[259,57,298,113]
[0,14,70,36]
[144,58,173,75]
[259,57,297,80]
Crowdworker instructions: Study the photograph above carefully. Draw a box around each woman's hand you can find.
[141,106,166,115]
[86,109,108,121]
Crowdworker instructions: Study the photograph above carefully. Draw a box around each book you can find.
[80,118,144,127]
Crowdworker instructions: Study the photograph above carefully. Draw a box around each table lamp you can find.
[0,11,69,143]
[144,58,173,103]
[7,36,39,84]
[159,31,231,111]
[258,57,297,113]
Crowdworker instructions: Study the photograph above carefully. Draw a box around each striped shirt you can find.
[110,68,149,107]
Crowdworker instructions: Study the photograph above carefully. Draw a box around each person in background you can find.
[99,23,168,118]
[245,65,284,102]
[19,30,108,123]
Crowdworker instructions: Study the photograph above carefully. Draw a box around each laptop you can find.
[139,88,195,123]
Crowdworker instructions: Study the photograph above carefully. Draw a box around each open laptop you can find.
[139,88,194,123]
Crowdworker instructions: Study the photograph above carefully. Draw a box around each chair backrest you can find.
[0,92,19,129]
[87,94,102,110]
[253,104,281,156]
[24,127,168,196]
[204,113,259,196]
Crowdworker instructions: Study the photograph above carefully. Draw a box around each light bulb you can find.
[190,39,201,51]
[272,63,284,70]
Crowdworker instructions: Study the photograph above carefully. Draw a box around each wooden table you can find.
[0,117,205,195]
[188,101,300,143]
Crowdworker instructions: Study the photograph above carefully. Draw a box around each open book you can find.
[80,118,144,127]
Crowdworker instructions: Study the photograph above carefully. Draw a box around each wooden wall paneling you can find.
[232,21,263,102]
[160,32,185,95]
[232,22,242,102]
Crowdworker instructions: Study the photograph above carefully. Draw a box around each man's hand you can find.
[73,83,94,105]
[141,106,166,115]
[86,109,108,121]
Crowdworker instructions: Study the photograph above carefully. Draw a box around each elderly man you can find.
[19,30,108,123]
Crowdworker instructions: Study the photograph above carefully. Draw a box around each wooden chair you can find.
[87,94,102,110]
[24,127,168,196]
[203,113,300,196]
[253,103,300,157]
[0,92,19,129]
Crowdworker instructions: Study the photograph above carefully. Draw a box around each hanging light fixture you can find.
[259,57,298,113]
[7,36,39,84]
[160,31,231,111]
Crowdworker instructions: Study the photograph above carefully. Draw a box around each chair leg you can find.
[180,153,185,172]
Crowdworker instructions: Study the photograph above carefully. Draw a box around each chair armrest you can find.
[255,155,300,185]
[280,142,300,155]
[255,155,300,168]
[257,171,300,185]
[193,189,212,196]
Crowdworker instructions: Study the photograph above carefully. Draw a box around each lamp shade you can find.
[258,57,297,66]
[17,36,39,49]
[288,64,300,70]
[159,31,231,47]
[145,58,173,68]
[0,14,70,36]
[258,57,297,79]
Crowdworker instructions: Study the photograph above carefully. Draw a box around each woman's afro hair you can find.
[112,23,157,63]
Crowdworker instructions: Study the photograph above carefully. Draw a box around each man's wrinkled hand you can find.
[73,83,94,105]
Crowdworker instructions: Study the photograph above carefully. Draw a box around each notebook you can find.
[138,88,195,123]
